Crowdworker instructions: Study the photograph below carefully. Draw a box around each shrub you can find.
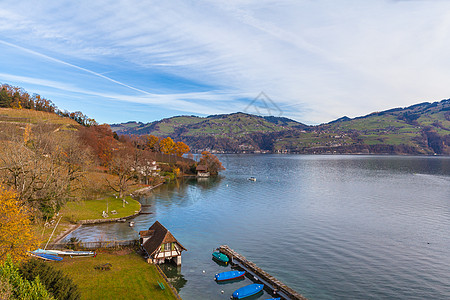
[20,259,80,300]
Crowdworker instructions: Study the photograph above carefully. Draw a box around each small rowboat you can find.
[215,270,245,281]
[232,284,264,299]
[212,251,229,264]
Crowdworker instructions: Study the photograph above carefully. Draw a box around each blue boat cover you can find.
[232,283,264,299]
[32,253,63,261]
[215,270,245,281]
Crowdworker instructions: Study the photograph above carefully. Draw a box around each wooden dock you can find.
[218,245,308,300]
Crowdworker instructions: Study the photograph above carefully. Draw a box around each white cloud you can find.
[1,1,450,123]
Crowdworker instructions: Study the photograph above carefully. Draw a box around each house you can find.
[139,221,187,265]
[196,164,210,177]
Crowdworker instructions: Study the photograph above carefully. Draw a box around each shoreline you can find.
[132,182,164,195]
[52,223,81,244]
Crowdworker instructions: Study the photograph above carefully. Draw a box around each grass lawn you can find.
[52,250,177,300]
[60,196,141,223]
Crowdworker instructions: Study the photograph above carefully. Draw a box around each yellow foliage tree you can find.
[160,137,176,155]
[23,124,32,145]
[145,135,160,152]
[0,184,38,262]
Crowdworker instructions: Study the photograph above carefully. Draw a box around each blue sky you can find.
[1,1,450,125]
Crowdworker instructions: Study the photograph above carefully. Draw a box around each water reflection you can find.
[159,263,187,292]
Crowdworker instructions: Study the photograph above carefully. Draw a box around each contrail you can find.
[0,39,151,95]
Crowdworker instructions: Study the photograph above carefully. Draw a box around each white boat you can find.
[34,249,95,256]
[48,250,95,256]
[129,221,135,227]
[248,177,256,181]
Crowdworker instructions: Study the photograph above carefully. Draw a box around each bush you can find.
[0,256,53,300]
[20,259,80,300]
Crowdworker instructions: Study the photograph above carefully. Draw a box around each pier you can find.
[218,245,307,300]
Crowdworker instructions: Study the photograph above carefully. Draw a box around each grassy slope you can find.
[52,251,177,300]
[60,196,141,223]
[0,107,79,127]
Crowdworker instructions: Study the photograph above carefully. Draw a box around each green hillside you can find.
[111,113,307,152]
[112,99,450,155]
[278,100,450,154]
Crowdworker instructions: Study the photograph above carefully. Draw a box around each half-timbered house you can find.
[139,221,187,265]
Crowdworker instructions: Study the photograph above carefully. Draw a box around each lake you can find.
[65,155,450,299]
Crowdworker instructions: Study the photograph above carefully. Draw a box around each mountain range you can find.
[111,99,450,155]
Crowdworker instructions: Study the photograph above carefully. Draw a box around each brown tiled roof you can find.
[139,230,154,237]
[142,221,187,256]
[196,165,207,171]
[139,230,155,238]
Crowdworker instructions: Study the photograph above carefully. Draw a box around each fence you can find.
[46,239,138,250]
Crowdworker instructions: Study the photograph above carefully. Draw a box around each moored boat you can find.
[232,283,264,299]
[212,251,229,264]
[214,270,245,281]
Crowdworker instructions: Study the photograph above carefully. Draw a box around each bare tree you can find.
[106,147,136,198]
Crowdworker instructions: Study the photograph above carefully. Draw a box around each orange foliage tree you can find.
[79,124,117,166]
[199,151,225,175]
[0,185,38,262]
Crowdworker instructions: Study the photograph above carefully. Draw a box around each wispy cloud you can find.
[1,1,450,124]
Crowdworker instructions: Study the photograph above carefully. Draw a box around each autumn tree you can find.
[0,185,38,262]
[160,137,176,155]
[199,151,225,175]
[78,124,116,166]
[174,141,190,157]
[144,135,160,152]
[0,124,87,218]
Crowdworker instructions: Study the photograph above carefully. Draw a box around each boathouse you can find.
[139,221,187,265]
[196,164,210,177]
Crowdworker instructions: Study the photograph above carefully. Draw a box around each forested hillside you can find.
[113,100,450,155]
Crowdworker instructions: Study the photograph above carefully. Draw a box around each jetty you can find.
[218,245,307,300]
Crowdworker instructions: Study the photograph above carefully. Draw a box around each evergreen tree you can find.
[0,88,11,107]
[20,259,80,300]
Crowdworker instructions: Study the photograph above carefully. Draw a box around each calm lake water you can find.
[65,155,450,299]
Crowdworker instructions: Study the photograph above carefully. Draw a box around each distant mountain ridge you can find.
[111,100,450,155]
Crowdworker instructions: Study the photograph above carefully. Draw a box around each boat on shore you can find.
[212,251,229,264]
[29,252,63,261]
[49,250,95,256]
[32,248,95,257]
[232,283,264,299]
[215,270,245,281]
